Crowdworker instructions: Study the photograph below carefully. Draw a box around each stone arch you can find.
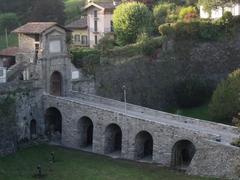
[171,139,196,170]
[45,107,62,142]
[50,71,62,96]
[135,131,153,160]
[78,116,94,148]
[30,119,37,139]
[104,123,122,154]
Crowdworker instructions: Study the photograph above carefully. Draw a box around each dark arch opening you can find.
[30,119,37,139]
[171,140,196,170]
[135,131,153,160]
[45,107,62,142]
[78,116,94,149]
[104,124,122,154]
[50,71,62,96]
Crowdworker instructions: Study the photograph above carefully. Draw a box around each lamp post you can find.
[122,85,127,114]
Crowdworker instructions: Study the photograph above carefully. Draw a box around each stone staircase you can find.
[6,61,31,82]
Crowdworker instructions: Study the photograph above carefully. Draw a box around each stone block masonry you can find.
[43,93,240,180]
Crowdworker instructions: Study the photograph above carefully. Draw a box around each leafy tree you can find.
[113,2,153,45]
[179,6,198,22]
[0,13,19,33]
[0,0,32,23]
[31,0,66,25]
[153,3,177,28]
[158,0,198,6]
[209,69,240,124]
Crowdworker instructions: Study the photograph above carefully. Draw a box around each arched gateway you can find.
[30,119,37,139]
[104,124,122,154]
[78,117,94,149]
[45,107,62,143]
[171,140,196,170]
[50,71,62,96]
[135,131,153,160]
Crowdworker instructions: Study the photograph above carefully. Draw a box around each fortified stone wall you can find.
[92,34,240,110]
[0,81,44,155]
[43,95,240,179]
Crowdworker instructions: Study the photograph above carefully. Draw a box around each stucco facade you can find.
[84,2,115,47]
[200,4,240,19]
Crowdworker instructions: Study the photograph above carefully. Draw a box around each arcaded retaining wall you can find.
[43,94,240,179]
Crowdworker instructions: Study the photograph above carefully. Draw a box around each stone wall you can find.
[43,95,240,179]
[92,34,240,110]
[0,81,44,146]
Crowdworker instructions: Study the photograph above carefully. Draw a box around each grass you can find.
[0,145,216,180]
[168,103,212,121]
[0,34,18,50]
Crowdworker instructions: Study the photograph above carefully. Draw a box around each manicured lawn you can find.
[169,104,212,121]
[0,145,216,180]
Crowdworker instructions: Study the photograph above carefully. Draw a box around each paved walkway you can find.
[47,95,239,144]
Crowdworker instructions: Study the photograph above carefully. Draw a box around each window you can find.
[111,21,114,32]
[74,34,81,42]
[35,34,40,42]
[49,40,61,53]
[94,10,98,18]
[95,35,98,45]
[94,20,98,32]
[81,35,88,45]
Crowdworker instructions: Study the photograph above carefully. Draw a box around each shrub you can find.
[174,78,211,108]
[174,21,200,39]
[71,48,100,75]
[96,33,116,52]
[198,21,221,40]
[113,2,153,45]
[209,69,240,124]
[179,6,198,22]
[159,23,175,38]
[153,3,176,28]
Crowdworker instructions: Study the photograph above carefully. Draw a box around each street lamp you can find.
[122,84,127,114]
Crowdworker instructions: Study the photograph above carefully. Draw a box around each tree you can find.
[153,3,177,28]
[31,0,66,25]
[179,6,198,22]
[0,0,32,23]
[113,2,153,45]
[209,69,240,124]
[0,13,19,33]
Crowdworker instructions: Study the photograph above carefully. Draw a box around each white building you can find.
[200,4,240,19]
[83,2,116,47]
[0,67,6,83]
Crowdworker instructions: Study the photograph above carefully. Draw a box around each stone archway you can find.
[104,123,122,155]
[171,140,196,170]
[135,131,153,160]
[45,107,62,143]
[78,116,94,149]
[30,119,37,139]
[50,71,62,96]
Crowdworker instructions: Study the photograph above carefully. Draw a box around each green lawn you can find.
[0,145,216,180]
[169,104,212,121]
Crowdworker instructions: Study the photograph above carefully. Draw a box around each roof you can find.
[66,17,88,30]
[0,47,31,57]
[12,22,71,34]
[84,2,116,11]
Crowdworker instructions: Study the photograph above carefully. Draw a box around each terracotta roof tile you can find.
[12,22,70,34]
[66,17,88,29]
[0,47,31,57]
